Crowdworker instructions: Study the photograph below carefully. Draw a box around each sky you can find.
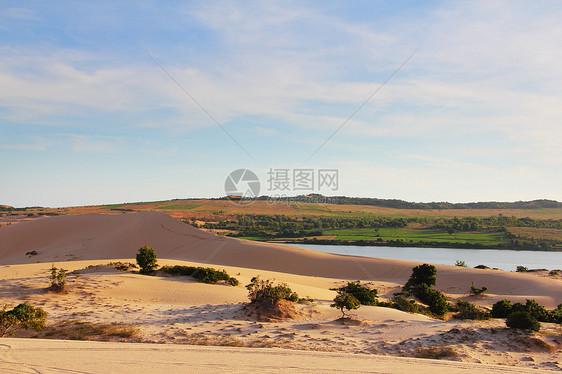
[1,1,561,207]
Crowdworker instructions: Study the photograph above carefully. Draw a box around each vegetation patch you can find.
[161,265,239,286]
[469,282,488,296]
[330,282,377,306]
[136,246,158,274]
[107,261,138,271]
[377,296,420,314]
[0,303,47,337]
[48,265,67,292]
[491,299,562,324]
[41,320,140,341]
[415,346,458,360]
[452,300,491,320]
[403,264,449,317]
[244,277,308,321]
[506,311,541,332]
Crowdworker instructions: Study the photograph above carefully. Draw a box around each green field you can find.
[323,228,507,245]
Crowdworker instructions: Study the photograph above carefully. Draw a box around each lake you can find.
[283,243,562,272]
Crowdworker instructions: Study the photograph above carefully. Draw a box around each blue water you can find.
[283,244,562,272]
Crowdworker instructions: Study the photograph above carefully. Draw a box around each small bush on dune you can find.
[136,246,158,274]
[403,264,437,292]
[492,299,555,323]
[469,282,488,296]
[516,266,528,273]
[330,282,377,306]
[452,300,490,320]
[246,276,299,305]
[0,303,47,337]
[410,284,449,317]
[49,265,67,292]
[391,296,420,313]
[415,345,457,360]
[402,264,448,317]
[474,265,490,269]
[455,260,467,267]
[506,311,541,332]
[550,305,562,324]
[521,299,550,322]
[331,293,360,318]
[492,299,512,318]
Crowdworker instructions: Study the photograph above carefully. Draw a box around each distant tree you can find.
[331,293,360,318]
[136,246,158,274]
[0,303,47,337]
[455,260,467,267]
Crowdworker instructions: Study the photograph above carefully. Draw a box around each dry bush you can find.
[42,320,139,341]
[415,345,458,360]
[183,333,245,347]
[243,299,304,322]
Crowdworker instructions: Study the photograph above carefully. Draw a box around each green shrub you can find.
[524,299,551,322]
[551,305,562,323]
[49,265,67,292]
[403,264,437,292]
[331,293,360,318]
[491,299,512,318]
[161,265,239,286]
[506,311,541,332]
[411,284,449,316]
[455,260,467,267]
[331,282,377,306]
[0,303,47,337]
[246,276,299,305]
[392,296,419,313]
[516,266,528,272]
[136,246,158,274]
[453,300,491,320]
[469,281,488,296]
[474,265,490,269]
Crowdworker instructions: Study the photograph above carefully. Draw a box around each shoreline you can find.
[265,238,562,252]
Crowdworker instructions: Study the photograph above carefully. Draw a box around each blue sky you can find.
[1,1,561,207]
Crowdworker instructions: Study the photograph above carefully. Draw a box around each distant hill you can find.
[248,195,562,210]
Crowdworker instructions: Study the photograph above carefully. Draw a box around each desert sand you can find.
[1,212,561,372]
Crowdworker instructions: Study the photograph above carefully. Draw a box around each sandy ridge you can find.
[0,338,555,374]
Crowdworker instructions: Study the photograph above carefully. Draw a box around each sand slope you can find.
[1,338,555,374]
[1,211,561,307]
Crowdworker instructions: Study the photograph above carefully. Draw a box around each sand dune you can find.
[2,259,561,371]
[1,211,561,307]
